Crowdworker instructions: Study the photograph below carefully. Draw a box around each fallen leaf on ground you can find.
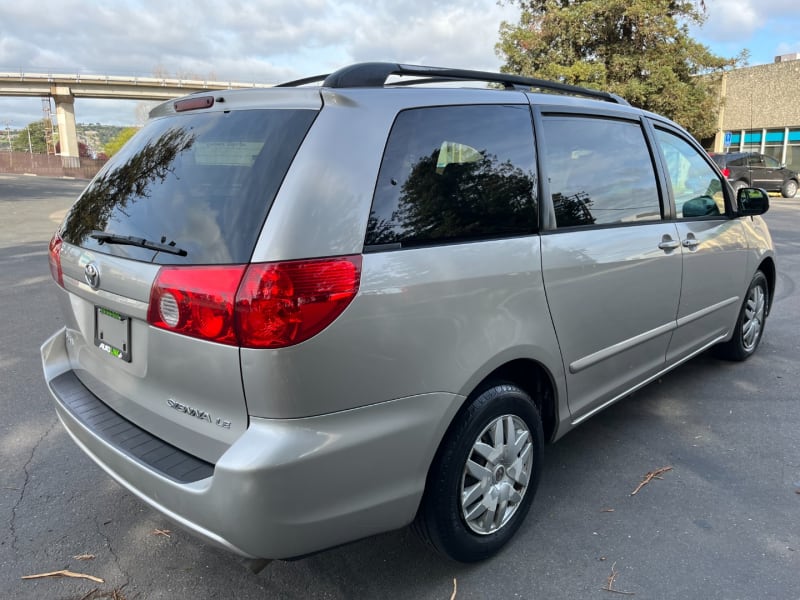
[21,569,104,584]
[73,554,96,561]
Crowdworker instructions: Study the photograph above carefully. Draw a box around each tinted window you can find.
[540,116,660,228]
[366,105,537,248]
[763,155,781,168]
[728,156,747,167]
[61,109,317,264]
[654,129,726,218]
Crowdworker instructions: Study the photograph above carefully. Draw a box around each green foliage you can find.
[77,124,130,154]
[496,0,745,139]
[104,127,140,157]
[11,120,55,153]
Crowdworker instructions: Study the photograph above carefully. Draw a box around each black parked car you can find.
[710,151,799,198]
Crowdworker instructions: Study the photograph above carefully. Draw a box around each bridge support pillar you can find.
[51,86,80,168]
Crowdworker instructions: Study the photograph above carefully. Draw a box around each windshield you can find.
[60,108,317,264]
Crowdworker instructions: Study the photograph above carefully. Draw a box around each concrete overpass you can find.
[0,72,269,166]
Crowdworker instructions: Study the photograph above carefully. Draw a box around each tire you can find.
[715,270,768,361]
[414,383,544,562]
[781,179,798,198]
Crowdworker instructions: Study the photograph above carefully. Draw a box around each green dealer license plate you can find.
[94,306,131,362]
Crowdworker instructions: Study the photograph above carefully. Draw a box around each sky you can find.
[1,0,799,129]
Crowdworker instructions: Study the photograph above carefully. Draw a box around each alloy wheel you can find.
[460,414,533,535]
[742,283,766,352]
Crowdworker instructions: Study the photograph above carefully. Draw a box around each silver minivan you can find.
[42,63,775,565]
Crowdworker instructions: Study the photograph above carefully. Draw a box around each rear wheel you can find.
[716,270,768,361]
[781,179,798,198]
[414,383,543,562]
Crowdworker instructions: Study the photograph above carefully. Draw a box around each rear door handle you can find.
[682,238,700,248]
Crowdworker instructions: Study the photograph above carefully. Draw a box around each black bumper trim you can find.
[51,371,215,483]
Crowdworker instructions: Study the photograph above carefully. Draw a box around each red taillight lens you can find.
[721,167,730,178]
[235,255,362,349]
[146,256,362,348]
[147,265,247,345]
[48,232,64,287]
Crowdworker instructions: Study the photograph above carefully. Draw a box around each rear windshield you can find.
[60,108,317,264]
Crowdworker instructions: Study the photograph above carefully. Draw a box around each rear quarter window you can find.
[60,108,317,265]
[366,105,538,248]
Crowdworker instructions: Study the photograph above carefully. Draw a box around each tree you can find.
[104,127,140,158]
[11,120,55,153]
[496,0,745,139]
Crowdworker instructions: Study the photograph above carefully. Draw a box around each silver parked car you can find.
[42,63,775,565]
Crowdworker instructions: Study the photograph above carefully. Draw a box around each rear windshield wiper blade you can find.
[90,231,188,256]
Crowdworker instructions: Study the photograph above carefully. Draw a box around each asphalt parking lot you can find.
[1,174,798,599]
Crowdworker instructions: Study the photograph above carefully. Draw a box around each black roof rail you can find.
[281,62,628,105]
[274,73,329,87]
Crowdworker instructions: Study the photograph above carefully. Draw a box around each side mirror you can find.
[737,187,769,216]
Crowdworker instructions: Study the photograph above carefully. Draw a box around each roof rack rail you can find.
[276,62,628,106]
[274,73,329,87]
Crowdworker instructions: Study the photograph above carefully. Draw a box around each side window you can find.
[539,116,661,228]
[763,155,781,168]
[366,105,537,248]
[654,129,726,218]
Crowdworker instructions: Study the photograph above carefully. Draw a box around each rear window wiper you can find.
[90,231,188,256]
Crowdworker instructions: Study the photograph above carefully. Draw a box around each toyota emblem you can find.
[84,262,101,289]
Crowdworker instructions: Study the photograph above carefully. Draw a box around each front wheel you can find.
[716,270,768,361]
[781,179,798,198]
[732,180,747,195]
[414,383,544,562]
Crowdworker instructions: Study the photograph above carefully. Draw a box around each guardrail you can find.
[0,71,263,90]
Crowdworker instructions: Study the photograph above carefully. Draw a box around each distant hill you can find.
[76,124,131,157]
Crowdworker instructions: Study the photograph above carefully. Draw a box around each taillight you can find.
[721,167,730,178]
[48,232,64,287]
[148,266,247,345]
[147,255,362,349]
[236,255,362,349]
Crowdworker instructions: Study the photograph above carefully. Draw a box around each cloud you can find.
[0,0,520,124]
[0,0,517,80]
[700,0,797,42]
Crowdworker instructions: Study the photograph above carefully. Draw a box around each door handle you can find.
[682,238,700,248]
[658,239,680,251]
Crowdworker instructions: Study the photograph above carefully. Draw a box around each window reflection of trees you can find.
[367,149,536,246]
[552,191,596,227]
[61,128,195,243]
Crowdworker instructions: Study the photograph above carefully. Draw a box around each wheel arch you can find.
[758,256,776,316]
[453,358,560,443]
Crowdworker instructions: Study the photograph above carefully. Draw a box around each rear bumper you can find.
[41,328,462,559]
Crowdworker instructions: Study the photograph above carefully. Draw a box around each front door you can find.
[651,126,751,363]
